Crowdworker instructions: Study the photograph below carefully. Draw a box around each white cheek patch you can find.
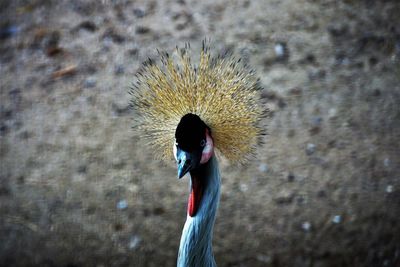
[173,142,178,161]
[200,129,214,164]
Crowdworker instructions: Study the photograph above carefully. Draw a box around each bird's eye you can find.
[200,139,206,147]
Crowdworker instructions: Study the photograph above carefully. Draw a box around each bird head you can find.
[174,113,214,179]
[130,43,264,163]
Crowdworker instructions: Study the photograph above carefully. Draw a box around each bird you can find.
[130,41,264,267]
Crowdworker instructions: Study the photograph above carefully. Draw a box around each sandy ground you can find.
[1,0,400,266]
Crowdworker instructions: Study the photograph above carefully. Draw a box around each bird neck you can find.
[177,155,221,267]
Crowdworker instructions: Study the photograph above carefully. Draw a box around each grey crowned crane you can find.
[130,42,264,267]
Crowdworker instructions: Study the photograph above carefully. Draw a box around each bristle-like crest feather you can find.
[130,43,264,162]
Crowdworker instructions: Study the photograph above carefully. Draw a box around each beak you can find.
[176,148,201,179]
[177,150,193,179]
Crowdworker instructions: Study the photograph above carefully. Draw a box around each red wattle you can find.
[188,175,203,217]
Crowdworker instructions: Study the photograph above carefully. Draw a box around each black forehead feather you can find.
[175,113,207,151]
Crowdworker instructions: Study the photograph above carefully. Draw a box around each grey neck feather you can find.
[177,155,221,267]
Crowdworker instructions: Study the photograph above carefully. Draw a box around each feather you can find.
[130,42,264,162]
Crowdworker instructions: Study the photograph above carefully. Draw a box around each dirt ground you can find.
[1,0,400,266]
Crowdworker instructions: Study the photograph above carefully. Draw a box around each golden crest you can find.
[130,42,264,162]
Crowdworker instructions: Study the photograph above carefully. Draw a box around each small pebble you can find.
[114,64,125,75]
[386,185,393,193]
[136,26,150,34]
[296,195,307,205]
[274,43,285,58]
[383,158,390,167]
[287,173,295,182]
[117,199,128,210]
[77,21,97,32]
[112,102,130,116]
[0,124,8,136]
[372,88,381,97]
[239,183,248,192]
[301,221,311,231]
[102,37,113,49]
[308,69,326,80]
[306,143,316,155]
[258,163,268,173]
[133,8,146,18]
[129,235,141,250]
[112,157,125,169]
[317,190,327,198]
[343,57,351,65]
[0,25,19,39]
[275,189,294,204]
[328,108,337,119]
[127,184,139,193]
[256,254,271,263]
[84,77,96,88]
[77,165,87,174]
[289,87,302,96]
[102,28,125,43]
[311,116,323,127]
[332,215,341,224]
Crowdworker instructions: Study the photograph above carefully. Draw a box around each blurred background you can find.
[1,0,400,266]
